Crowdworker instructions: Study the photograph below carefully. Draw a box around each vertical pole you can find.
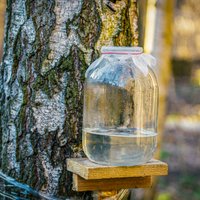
[0,0,6,61]
[143,0,175,199]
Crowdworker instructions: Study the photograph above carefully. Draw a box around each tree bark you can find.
[0,0,138,198]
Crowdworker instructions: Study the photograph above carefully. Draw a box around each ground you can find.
[156,119,200,200]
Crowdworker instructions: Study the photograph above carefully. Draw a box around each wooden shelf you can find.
[67,158,168,179]
[67,158,168,192]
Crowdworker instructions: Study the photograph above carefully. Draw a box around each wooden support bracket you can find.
[73,174,152,192]
[67,158,168,192]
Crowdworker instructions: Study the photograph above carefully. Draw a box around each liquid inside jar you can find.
[83,127,157,166]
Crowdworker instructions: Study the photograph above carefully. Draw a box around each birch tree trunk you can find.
[0,0,138,198]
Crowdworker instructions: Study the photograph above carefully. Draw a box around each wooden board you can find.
[73,174,152,191]
[67,158,168,180]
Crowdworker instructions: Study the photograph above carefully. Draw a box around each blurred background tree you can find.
[0,0,6,60]
[132,0,175,199]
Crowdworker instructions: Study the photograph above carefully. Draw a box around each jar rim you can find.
[101,46,143,55]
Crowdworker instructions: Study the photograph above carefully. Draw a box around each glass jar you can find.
[82,46,158,166]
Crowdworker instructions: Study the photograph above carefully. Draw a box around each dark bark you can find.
[0,0,138,198]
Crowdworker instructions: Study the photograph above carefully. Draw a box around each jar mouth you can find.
[101,46,143,55]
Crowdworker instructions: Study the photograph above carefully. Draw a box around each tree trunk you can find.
[0,0,138,198]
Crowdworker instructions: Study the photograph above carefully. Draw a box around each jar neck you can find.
[101,46,143,55]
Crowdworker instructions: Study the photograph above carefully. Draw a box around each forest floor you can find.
[156,118,200,200]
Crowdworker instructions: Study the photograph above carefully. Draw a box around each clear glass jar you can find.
[82,46,158,166]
